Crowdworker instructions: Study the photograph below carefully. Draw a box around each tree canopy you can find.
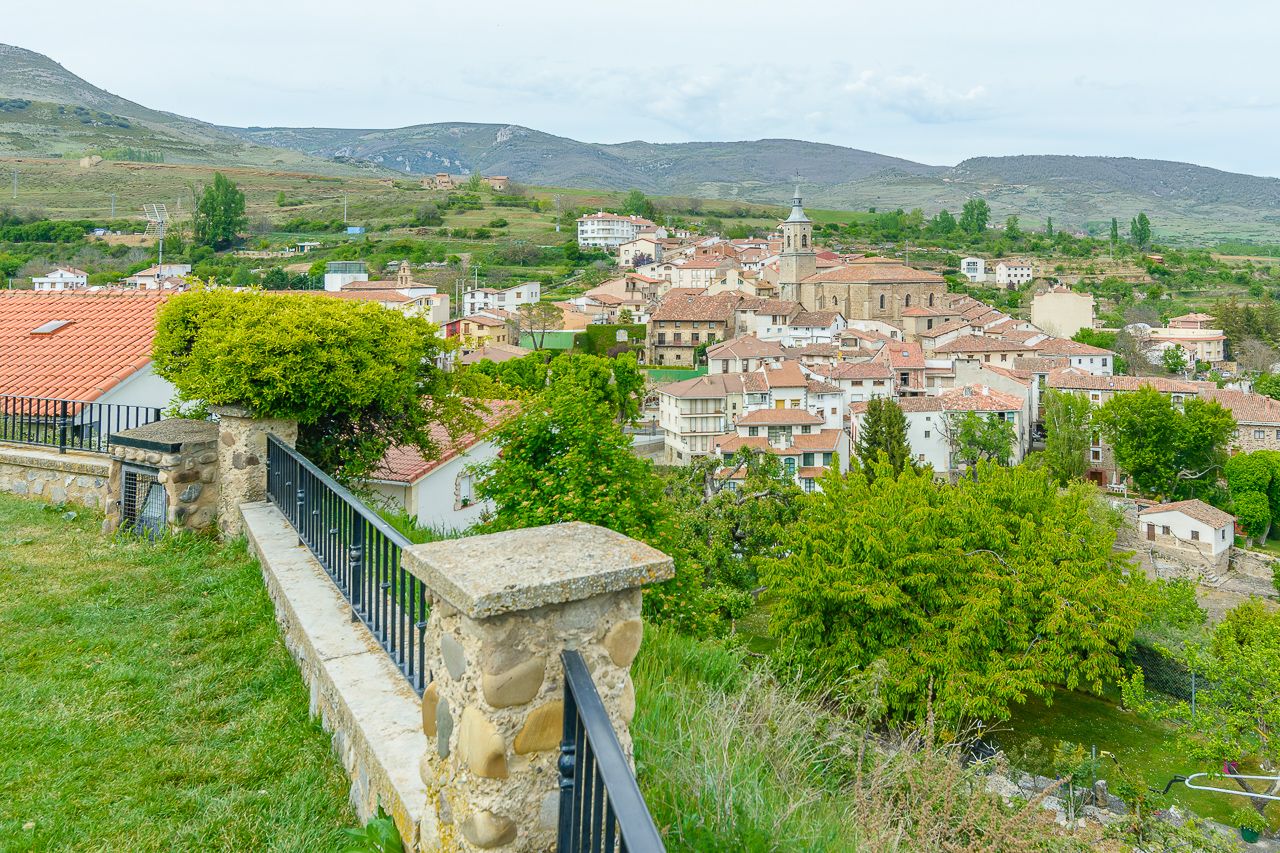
[1093,387,1235,499]
[763,462,1148,724]
[193,172,247,250]
[152,289,472,479]
[947,411,1016,473]
[1041,389,1092,485]
[959,198,990,235]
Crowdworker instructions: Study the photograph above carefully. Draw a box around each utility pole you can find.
[11,168,17,199]
[343,192,348,225]
[110,193,116,217]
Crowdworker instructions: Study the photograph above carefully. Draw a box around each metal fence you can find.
[0,394,161,454]
[265,434,431,694]
[559,650,665,853]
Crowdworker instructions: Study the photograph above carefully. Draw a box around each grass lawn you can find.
[0,494,356,851]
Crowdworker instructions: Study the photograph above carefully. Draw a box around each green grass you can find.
[0,495,356,851]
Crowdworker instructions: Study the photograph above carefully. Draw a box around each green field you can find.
[0,495,356,852]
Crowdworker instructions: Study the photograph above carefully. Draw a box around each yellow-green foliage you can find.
[764,462,1149,725]
[152,289,473,478]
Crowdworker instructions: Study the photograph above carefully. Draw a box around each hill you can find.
[4,43,1280,242]
[0,44,384,175]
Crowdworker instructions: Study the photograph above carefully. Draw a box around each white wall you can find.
[370,441,500,535]
[96,363,176,412]
[1139,510,1232,557]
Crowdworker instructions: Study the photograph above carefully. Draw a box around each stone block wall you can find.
[404,522,673,852]
[212,405,298,537]
[104,419,220,535]
[0,445,109,507]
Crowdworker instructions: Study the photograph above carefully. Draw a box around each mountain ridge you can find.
[2,43,1279,242]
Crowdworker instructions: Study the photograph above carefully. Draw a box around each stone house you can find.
[1199,388,1280,453]
[647,292,738,366]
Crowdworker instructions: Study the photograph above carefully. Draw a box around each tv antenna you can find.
[143,203,169,266]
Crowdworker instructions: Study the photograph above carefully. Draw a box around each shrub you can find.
[152,290,476,479]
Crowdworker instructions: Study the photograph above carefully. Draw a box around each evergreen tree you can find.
[1110,217,1120,246]
[1004,214,1021,240]
[854,397,914,479]
[1045,216,1054,237]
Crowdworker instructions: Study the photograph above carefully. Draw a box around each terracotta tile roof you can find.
[759,361,809,388]
[797,466,827,479]
[706,335,786,360]
[677,256,736,270]
[0,290,169,400]
[806,379,844,395]
[1031,337,1113,357]
[460,314,507,327]
[578,212,656,226]
[713,428,842,455]
[791,310,843,327]
[814,361,893,380]
[801,262,945,285]
[651,292,739,322]
[659,372,762,398]
[1139,499,1234,529]
[1046,369,1200,394]
[459,343,529,365]
[875,341,927,370]
[370,400,520,484]
[917,318,972,339]
[1169,313,1215,323]
[713,434,771,454]
[1012,356,1070,373]
[1198,388,1280,425]
[737,408,825,426]
[788,429,844,451]
[931,336,1034,354]
[784,343,839,358]
[749,299,802,318]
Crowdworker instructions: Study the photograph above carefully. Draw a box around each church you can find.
[776,191,947,322]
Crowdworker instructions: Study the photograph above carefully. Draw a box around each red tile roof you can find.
[1046,369,1200,394]
[1198,388,1280,425]
[737,408,824,426]
[802,261,945,285]
[370,400,520,484]
[0,290,169,400]
[1139,499,1234,528]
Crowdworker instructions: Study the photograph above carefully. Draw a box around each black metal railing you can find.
[266,433,430,694]
[0,394,161,454]
[559,650,664,853]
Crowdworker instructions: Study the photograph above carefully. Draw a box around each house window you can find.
[879,295,885,310]
[1191,529,1200,541]
[924,430,931,438]
[802,478,816,492]
[692,333,700,344]
[748,426,759,437]
[1162,525,1170,535]
[455,471,475,509]
[801,425,811,434]
[823,452,833,466]
[904,295,912,308]
[1090,393,1101,402]
[657,333,667,344]
[1221,528,1227,540]
[1256,429,1266,439]
[928,293,935,307]
[917,453,926,462]
[803,452,815,466]
[1091,450,1101,462]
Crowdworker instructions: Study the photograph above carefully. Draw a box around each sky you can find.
[7,0,1280,176]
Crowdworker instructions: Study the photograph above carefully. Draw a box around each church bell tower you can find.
[778,187,816,303]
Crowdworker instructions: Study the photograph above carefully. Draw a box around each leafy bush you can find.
[152,290,475,479]
[574,324,646,355]
[1234,491,1271,539]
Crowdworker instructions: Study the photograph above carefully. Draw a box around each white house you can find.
[363,402,519,533]
[618,236,662,268]
[576,212,657,249]
[463,281,541,315]
[32,267,89,291]
[1137,500,1234,559]
[853,384,1029,476]
[960,257,986,283]
[995,260,1033,287]
[323,261,369,292]
[126,263,193,289]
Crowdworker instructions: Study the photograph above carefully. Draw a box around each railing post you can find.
[211,404,298,538]
[557,684,578,853]
[404,522,673,852]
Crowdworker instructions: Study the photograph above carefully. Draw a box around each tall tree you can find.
[763,462,1150,723]
[1162,346,1188,375]
[193,172,246,250]
[1130,212,1152,248]
[1110,217,1120,246]
[1004,214,1022,240]
[1045,216,1054,237]
[1094,387,1235,498]
[958,198,990,235]
[853,397,913,479]
[622,189,655,220]
[930,209,957,235]
[1042,389,1093,485]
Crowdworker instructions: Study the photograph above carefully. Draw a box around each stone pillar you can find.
[402,521,673,852]
[211,405,298,538]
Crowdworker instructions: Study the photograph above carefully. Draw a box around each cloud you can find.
[840,71,991,123]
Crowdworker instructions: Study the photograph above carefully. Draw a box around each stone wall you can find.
[404,522,673,852]
[0,444,109,507]
[104,420,220,535]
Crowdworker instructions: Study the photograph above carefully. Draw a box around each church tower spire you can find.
[778,187,816,303]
